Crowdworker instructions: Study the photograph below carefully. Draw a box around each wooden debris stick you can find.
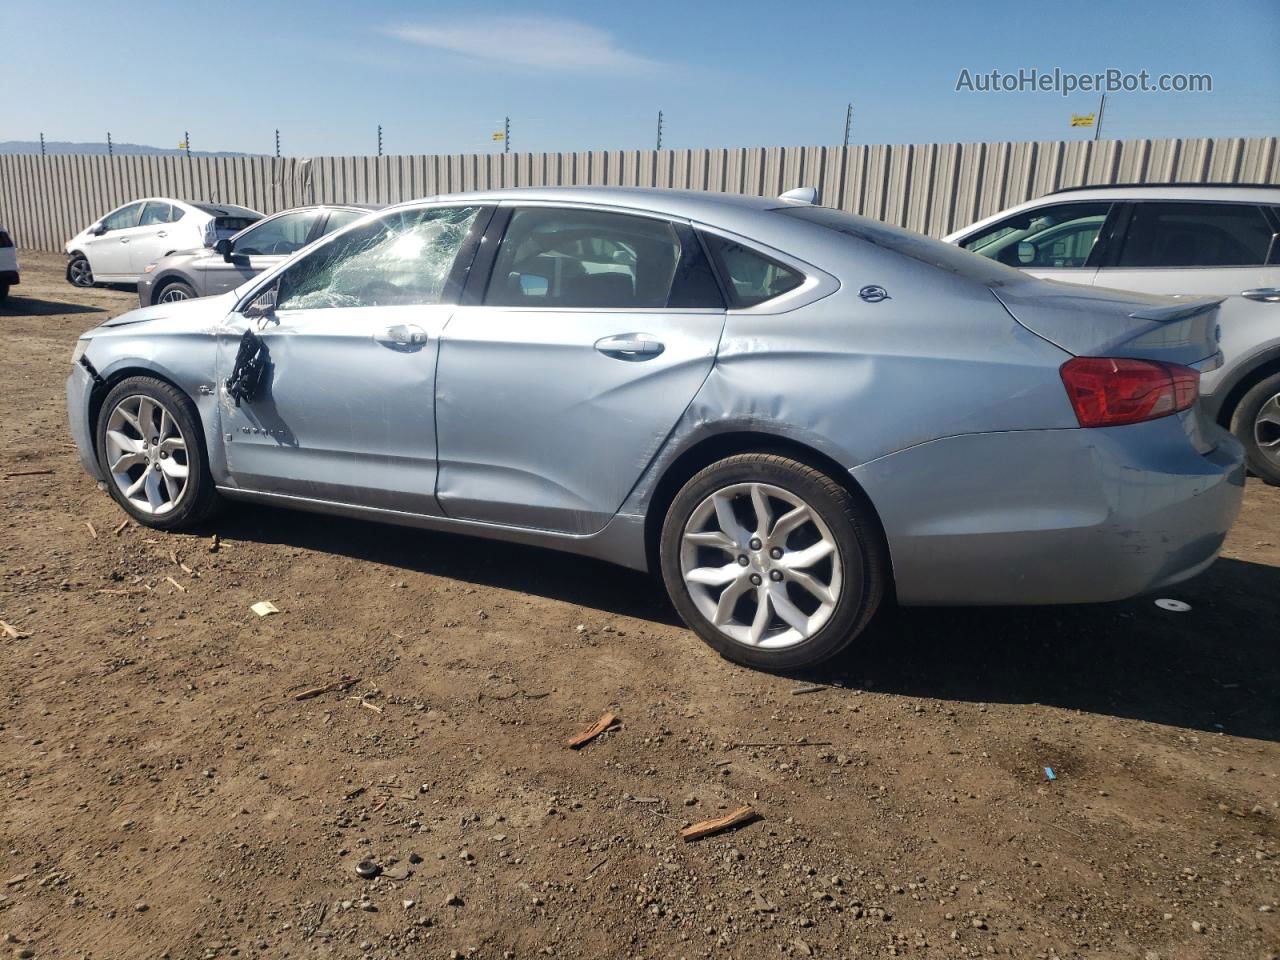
[357,699,383,715]
[0,621,25,640]
[113,519,129,535]
[4,469,55,479]
[165,576,186,593]
[567,711,618,749]
[85,521,98,539]
[294,676,360,701]
[680,806,760,842]
[730,741,833,749]
[790,684,825,695]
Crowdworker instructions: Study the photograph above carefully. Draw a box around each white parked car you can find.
[0,222,18,303]
[65,198,262,288]
[946,183,1280,484]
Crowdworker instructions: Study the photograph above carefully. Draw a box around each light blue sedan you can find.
[66,187,1245,670]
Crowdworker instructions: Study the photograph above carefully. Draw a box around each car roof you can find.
[1043,183,1280,203]
[395,185,786,223]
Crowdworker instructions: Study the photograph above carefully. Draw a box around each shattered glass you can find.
[276,206,480,310]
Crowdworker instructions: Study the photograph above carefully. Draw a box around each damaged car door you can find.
[434,205,727,534]
[216,205,487,513]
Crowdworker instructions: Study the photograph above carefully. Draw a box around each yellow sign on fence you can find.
[1070,113,1096,128]
[491,132,506,141]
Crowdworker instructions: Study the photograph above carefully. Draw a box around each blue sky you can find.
[4,0,1277,155]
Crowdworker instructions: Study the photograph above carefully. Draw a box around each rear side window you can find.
[139,202,173,227]
[101,203,143,231]
[485,207,698,309]
[1116,202,1274,267]
[959,201,1112,268]
[700,233,803,306]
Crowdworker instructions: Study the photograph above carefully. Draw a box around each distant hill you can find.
[0,140,260,158]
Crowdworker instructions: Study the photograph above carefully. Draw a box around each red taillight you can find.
[0,231,12,249]
[1060,357,1199,428]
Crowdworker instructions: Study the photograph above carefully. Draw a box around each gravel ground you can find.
[2,251,1278,960]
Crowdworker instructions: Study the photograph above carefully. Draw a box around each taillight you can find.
[1060,357,1199,428]
[0,231,12,249]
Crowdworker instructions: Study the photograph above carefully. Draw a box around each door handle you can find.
[157,231,167,238]
[1241,287,1280,303]
[119,237,129,243]
[594,333,665,360]
[374,323,429,346]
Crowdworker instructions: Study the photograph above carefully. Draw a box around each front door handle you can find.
[374,323,429,347]
[119,237,130,243]
[157,230,168,238]
[1241,287,1280,303]
[594,333,665,360]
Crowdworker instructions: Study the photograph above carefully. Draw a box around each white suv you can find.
[946,184,1280,484]
[0,222,17,303]
[65,198,261,287]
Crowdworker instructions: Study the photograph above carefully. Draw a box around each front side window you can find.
[139,202,173,227]
[484,208,686,309]
[101,203,143,232]
[701,233,804,306]
[234,211,321,256]
[320,209,369,237]
[959,201,1112,268]
[275,206,480,310]
[1115,201,1274,268]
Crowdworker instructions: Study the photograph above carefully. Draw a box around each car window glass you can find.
[1115,201,1274,268]
[101,203,143,231]
[320,209,368,236]
[484,208,683,309]
[234,211,322,256]
[958,201,1111,268]
[275,206,480,310]
[139,202,173,227]
[701,233,803,306]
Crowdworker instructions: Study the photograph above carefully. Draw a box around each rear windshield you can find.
[215,216,259,232]
[775,206,1023,284]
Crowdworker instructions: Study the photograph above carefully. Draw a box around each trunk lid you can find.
[990,276,1222,367]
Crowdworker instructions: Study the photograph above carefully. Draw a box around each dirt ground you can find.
[2,250,1278,960]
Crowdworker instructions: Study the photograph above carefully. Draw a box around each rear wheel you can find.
[95,376,219,530]
[156,279,196,304]
[660,453,886,671]
[1231,371,1280,486]
[67,254,93,287]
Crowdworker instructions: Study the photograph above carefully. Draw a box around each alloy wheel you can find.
[69,258,93,286]
[679,482,842,649]
[104,395,190,515]
[158,286,191,303]
[1255,393,1280,468]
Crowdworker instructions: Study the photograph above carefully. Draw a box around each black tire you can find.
[67,254,94,287]
[659,453,886,671]
[0,284,8,304]
[155,279,197,304]
[1230,371,1280,486]
[94,376,219,530]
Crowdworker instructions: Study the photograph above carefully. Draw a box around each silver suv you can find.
[946,183,1280,483]
[137,204,377,306]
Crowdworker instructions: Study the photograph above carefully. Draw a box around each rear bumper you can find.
[853,415,1246,606]
[67,363,104,482]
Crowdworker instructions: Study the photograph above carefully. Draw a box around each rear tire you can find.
[95,376,219,530]
[67,254,93,287]
[1231,371,1280,486]
[659,453,886,671]
[156,279,197,304]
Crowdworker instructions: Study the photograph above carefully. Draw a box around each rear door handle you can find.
[119,237,129,243]
[374,323,429,346]
[1241,287,1280,303]
[594,333,665,360]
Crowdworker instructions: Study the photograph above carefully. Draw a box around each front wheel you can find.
[95,376,219,530]
[156,279,197,304]
[1231,372,1280,486]
[660,453,886,671]
[67,255,93,287]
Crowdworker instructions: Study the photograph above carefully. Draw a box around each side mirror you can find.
[1016,240,1038,265]
[215,238,234,262]
[91,223,107,236]
[244,285,277,320]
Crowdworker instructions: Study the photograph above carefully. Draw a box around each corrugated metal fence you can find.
[2,136,1277,252]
